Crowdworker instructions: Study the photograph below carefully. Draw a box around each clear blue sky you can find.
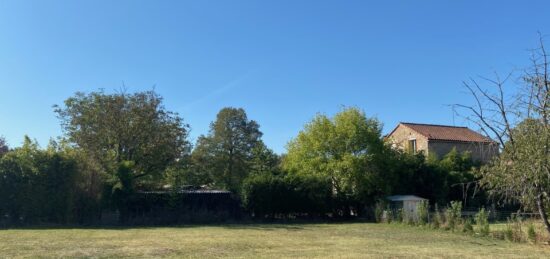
[0,1,548,153]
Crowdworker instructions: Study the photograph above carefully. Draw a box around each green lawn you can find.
[1,223,549,258]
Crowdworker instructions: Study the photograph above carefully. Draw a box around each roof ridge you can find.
[388,122,496,143]
[400,122,468,128]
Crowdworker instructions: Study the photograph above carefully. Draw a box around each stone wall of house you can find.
[387,124,429,154]
[427,140,498,163]
[387,124,499,163]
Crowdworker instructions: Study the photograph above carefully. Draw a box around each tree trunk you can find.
[536,193,550,235]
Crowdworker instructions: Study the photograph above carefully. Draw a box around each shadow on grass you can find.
[0,219,371,231]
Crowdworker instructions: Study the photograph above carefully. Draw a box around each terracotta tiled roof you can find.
[399,122,495,143]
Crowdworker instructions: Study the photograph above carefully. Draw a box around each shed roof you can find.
[392,122,495,143]
[386,195,427,201]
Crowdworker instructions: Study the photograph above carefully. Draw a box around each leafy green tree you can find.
[436,148,476,173]
[431,148,482,206]
[385,151,448,204]
[480,119,550,231]
[387,148,482,206]
[283,107,385,212]
[191,107,265,192]
[54,90,190,222]
[249,143,280,175]
[54,90,191,190]
[162,156,195,189]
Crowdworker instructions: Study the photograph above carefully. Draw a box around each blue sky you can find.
[0,1,548,153]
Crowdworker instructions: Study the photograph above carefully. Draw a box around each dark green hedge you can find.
[0,150,78,225]
[242,173,333,218]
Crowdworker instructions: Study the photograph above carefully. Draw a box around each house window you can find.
[408,139,417,154]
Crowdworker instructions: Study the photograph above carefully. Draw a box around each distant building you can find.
[386,195,427,217]
[386,122,498,163]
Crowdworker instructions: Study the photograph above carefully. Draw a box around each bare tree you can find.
[456,34,550,234]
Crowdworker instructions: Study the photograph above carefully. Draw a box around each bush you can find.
[475,208,490,236]
[395,208,404,223]
[505,215,525,242]
[385,208,394,224]
[404,211,415,225]
[504,221,514,241]
[0,138,79,225]
[431,204,442,229]
[417,200,429,225]
[242,173,333,218]
[527,222,537,243]
[374,201,385,223]
[527,223,537,243]
[445,201,462,231]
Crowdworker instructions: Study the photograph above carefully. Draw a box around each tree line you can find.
[0,92,481,225]
[0,37,548,234]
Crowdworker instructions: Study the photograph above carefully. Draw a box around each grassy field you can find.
[1,223,549,258]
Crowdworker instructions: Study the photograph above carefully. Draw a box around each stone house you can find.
[386,122,498,163]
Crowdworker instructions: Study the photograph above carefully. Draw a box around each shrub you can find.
[0,139,79,225]
[417,200,429,225]
[385,208,394,224]
[395,208,404,223]
[445,201,462,231]
[527,223,537,243]
[242,173,333,218]
[431,204,442,229]
[374,201,385,223]
[404,211,415,225]
[475,208,490,236]
[506,215,524,242]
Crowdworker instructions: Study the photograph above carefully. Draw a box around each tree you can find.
[55,90,191,222]
[457,35,550,234]
[432,148,483,206]
[387,151,443,203]
[54,90,190,190]
[0,136,8,157]
[283,107,385,213]
[481,119,549,229]
[191,107,265,192]
[249,143,280,176]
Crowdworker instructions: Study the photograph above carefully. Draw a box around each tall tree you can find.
[54,90,191,190]
[283,107,385,210]
[191,107,264,192]
[249,143,280,175]
[0,136,8,157]
[457,36,550,234]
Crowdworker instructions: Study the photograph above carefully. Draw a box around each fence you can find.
[381,204,540,225]
[461,206,540,222]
